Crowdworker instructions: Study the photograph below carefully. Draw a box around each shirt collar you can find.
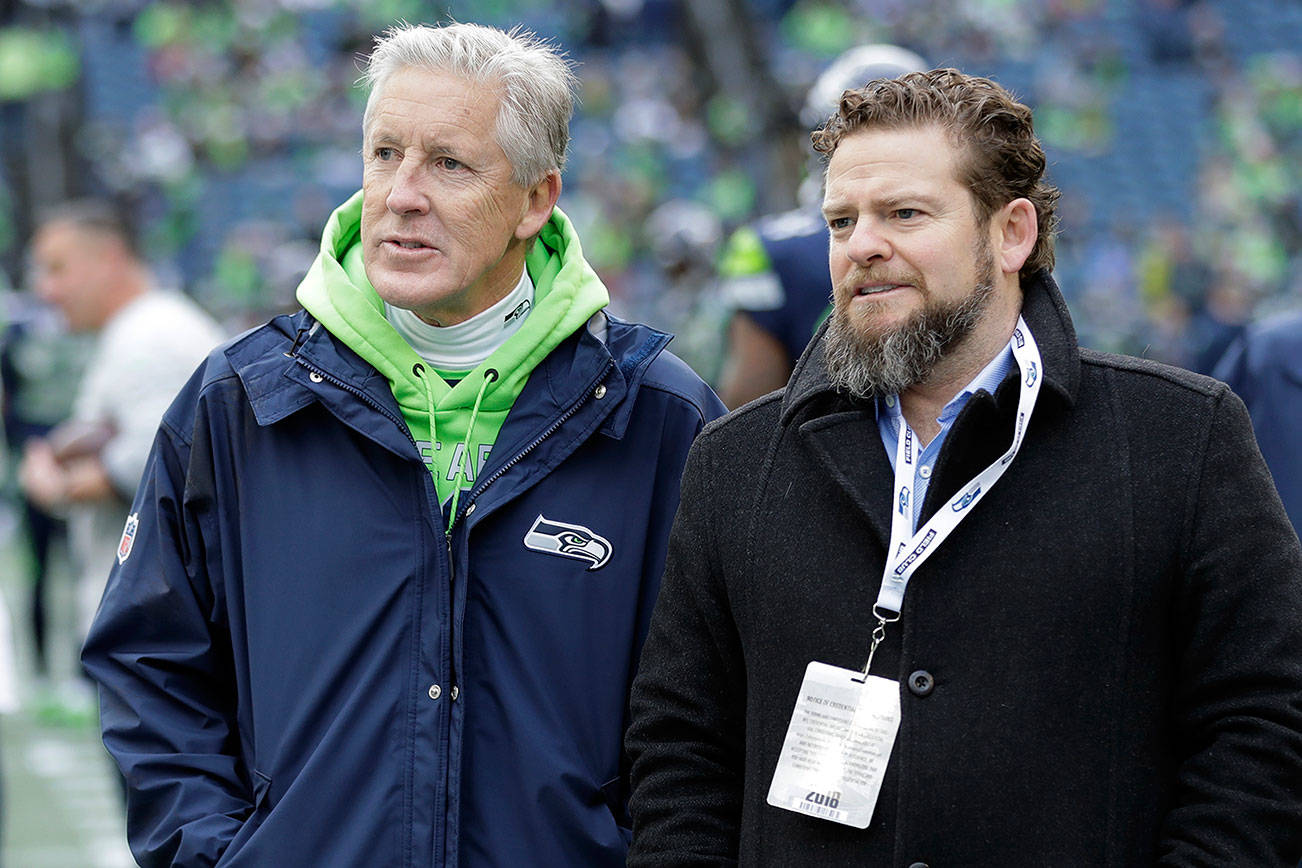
[878,339,1017,426]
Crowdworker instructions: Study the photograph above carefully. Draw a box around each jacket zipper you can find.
[451,360,615,531]
[299,353,613,866]
[293,356,447,555]
[292,357,414,448]
[293,354,454,864]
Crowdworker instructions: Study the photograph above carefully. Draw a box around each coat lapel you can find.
[797,409,896,552]
[782,325,895,551]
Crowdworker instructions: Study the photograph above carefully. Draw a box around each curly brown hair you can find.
[811,68,1060,275]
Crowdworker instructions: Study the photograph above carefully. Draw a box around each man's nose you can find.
[844,218,891,264]
[385,158,430,215]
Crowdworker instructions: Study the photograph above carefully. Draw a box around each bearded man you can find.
[625,69,1302,866]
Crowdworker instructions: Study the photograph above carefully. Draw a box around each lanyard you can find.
[861,316,1043,676]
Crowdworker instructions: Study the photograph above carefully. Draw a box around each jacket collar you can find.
[222,308,671,460]
[778,271,1081,549]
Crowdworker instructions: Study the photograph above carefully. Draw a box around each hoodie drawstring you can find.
[446,368,497,535]
[413,363,439,446]
[413,364,498,537]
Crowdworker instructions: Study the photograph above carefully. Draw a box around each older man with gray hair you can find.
[82,21,723,867]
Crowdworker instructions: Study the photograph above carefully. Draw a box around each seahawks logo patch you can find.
[523,515,612,571]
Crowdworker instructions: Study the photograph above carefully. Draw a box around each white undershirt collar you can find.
[386,268,534,375]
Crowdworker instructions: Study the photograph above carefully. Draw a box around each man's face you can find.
[819,125,999,394]
[360,67,538,326]
[30,221,122,332]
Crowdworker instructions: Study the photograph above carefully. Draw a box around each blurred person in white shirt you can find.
[19,200,224,648]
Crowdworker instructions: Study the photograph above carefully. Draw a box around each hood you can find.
[293,190,610,505]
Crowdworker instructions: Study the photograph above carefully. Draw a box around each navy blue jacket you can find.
[748,209,833,363]
[1214,309,1302,535]
[82,308,724,866]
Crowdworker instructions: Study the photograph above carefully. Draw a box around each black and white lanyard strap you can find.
[862,315,1043,676]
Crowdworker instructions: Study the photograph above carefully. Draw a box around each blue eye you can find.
[439,157,464,171]
[375,147,397,161]
[894,208,918,220]
[828,216,853,231]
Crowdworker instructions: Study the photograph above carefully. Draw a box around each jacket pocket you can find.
[217,769,274,865]
[251,769,272,810]
[599,775,632,844]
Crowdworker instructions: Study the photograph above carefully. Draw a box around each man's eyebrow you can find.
[367,130,471,158]
[820,198,849,219]
[878,191,944,210]
[365,130,400,147]
[423,139,463,157]
[821,190,946,218]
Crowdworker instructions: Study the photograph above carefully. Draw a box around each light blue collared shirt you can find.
[877,342,1016,530]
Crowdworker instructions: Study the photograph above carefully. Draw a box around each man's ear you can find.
[994,197,1037,274]
[515,171,562,241]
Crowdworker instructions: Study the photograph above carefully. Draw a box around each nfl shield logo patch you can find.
[117,513,139,564]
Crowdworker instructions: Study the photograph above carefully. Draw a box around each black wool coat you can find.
[626,273,1302,866]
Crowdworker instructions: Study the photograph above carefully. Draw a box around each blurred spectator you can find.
[0,283,92,683]
[18,200,223,659]
[0,572,17,850]
[1072,223,1143,355]
[1213,308,1302,533]
[631,198,729,384]
[1137,0,1197,65]
[1185,267,1256,374]
[716,43,926,408]
[0,324,16,856]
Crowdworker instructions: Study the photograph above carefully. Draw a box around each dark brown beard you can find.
[823,244,996,399]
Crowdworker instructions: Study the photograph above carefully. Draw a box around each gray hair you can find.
[361,22,578,186]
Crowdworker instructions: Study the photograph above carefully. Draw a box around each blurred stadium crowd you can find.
[0,0,1299,382]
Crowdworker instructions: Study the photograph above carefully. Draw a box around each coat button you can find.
[308,371,324,383]
[427,684,442,700]
[594,384,607,399]
[907,670,934,697]
[450,685,459,701]
[907,863,929,868]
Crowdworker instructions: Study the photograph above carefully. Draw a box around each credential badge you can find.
[523,515,613,571]
[117,512,139,564]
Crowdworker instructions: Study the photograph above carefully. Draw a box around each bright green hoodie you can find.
[296,191,608,520]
